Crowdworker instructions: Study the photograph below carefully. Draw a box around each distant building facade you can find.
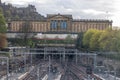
[8,14,112,33]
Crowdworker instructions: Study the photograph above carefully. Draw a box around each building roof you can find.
[47,13,72,19]
[73,19,112,22]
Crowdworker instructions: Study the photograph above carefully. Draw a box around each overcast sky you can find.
[2,0,120,27]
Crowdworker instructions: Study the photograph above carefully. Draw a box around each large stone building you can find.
[8,14,112,33]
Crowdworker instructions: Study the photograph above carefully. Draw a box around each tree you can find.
[90,30,102,51]
[109,30,120,52]
[97,28,119,52]
[115,30,120,52]
[82,29,97,49]
[0,9,7,49]
[0,12,7,33]
[65,34,73,44]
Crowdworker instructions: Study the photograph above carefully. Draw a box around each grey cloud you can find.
[34,0,113,18]
[2,0,118,24]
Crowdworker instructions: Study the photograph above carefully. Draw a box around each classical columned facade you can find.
[8,14,112,33]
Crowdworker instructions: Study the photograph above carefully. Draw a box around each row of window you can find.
[72,26,106,32]
[50,20,67,29]
[10,22,108,32]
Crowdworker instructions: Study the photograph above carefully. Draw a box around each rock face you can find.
[0,1,45,21]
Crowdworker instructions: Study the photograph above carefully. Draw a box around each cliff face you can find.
[0,2,45,21]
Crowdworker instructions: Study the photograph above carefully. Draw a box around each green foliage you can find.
[0,9,7,49]
[77,28,120,60]
[0,13,7,33]
[90,30,102,51]
[0,7,3,14]
[81,28,120,52]
[98,29,118,51]
[82,29,97,48]
[65,34,73,44]
[0,53,10,57]
[9,38,34,47]
[115,31,120,52]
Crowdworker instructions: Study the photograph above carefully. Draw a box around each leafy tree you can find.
[0,9,7,49]
[97,29,120,60]
[82,29,97,49]
[98,30,110,51]
[0,13,7,33]
[110,30,120,52]
[81,28,120,60]
[65,34,73,44]
[90,30,102,51]
[115,30,120,52]
[98,29,116,51]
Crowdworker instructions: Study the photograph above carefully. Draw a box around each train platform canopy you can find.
[34,33,77,39]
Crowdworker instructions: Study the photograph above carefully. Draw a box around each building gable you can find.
[47,14,72,20]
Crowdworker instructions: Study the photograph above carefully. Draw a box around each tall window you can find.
[60,20,67,29]
[50,20,57,29]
